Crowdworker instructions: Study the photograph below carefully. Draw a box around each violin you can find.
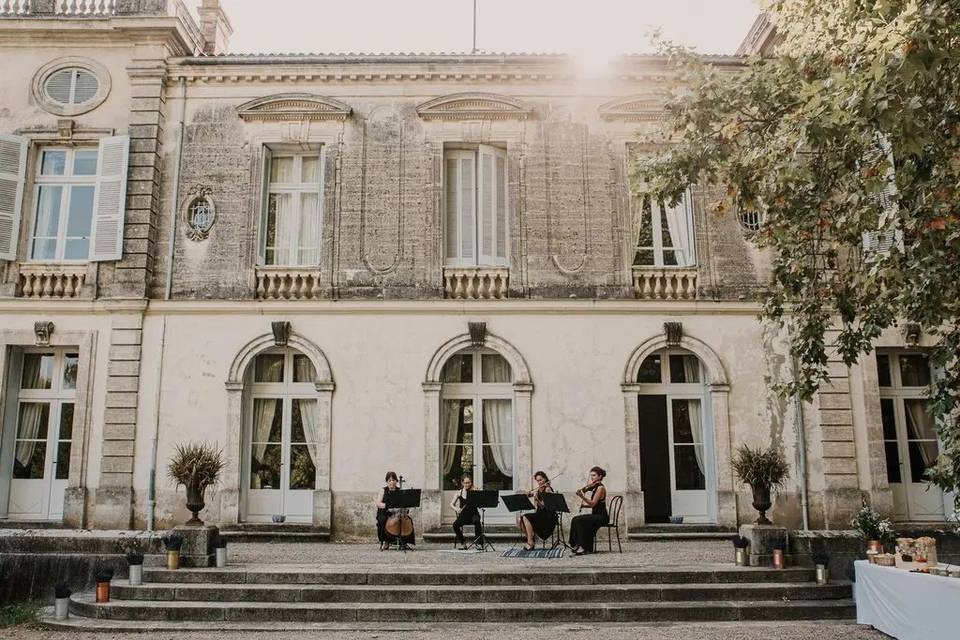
[576,480,602,495]
[384,475,414,539]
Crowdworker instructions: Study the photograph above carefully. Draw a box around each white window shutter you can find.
[89,135,130,261]
[444,156,459,262]
[0,134,28,261]
[495,149,508,264]
[477,145,497,265]
[459,154,476,263]
[257,146,273,265]
[862,228,904,256]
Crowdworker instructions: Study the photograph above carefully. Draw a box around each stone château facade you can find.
[0,2,951,539]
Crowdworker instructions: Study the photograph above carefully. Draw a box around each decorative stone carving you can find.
[416,92,533,121]
[34,321,55,347]
[632,268,698,300]
[598,95,668,122]
[271,321,291,347]
[57,118,75,140]
[236,94,353,122]
[182,186,216,241]
[664,322,683,348]
[902,322,921,347]
[443,267,509,300]
[468,322,487,348]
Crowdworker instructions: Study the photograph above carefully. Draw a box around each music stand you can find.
[384,488,421,552]
[542,492,573,551]
[466,490,499,552]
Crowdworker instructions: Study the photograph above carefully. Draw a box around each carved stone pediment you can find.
[598,95,668,122]
[416,92,533,121]
[237,94,353,122]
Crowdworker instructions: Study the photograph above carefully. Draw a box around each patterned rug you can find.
[501,547,565,559]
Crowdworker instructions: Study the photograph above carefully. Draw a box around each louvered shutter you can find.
[0,134,28,261]
[444,155,459,262]
[73,70,99,103]
[45,69,74,104]
[477,145,496,265]
[458,152,476,264]
[862,138,903,256]
[89,135,130,261]
[494,149,508,264]
[257,146,273,265]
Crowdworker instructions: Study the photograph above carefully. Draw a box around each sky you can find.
[223,0,761,64]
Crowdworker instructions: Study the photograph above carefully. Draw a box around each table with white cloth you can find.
[855,560,960,640]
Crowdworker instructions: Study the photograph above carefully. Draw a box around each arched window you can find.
[243,348,319,523]
[439,348,514,521]
[635,349,713,523]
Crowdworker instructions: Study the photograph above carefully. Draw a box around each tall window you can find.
[30,148,98,261]
[631,191,696,268]
[444,145,508,267]
[259,149,322,266]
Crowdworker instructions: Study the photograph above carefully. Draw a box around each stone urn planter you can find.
[751,485,773,525]
[185,483,206,526]
[731,444,789,526]
[167,442,224,526]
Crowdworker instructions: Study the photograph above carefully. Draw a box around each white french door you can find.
[877,352,946,522]
[243,350,318,524]
[440,349,515,525]
[5,349,77,521]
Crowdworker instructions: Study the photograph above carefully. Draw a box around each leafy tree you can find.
[634,0,960,510]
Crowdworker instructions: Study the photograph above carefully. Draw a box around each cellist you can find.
[375,471,415,550]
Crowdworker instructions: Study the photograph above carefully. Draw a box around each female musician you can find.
[375,471,415,550]
[450,474,484,550]
[517,471,556,551]
[569,466,608,556]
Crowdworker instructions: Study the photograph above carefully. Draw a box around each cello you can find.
[384,475,415,547]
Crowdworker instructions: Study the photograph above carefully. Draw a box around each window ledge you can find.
[632,266,698,300]
[17,262,91,299]
[255,266,323,300]
[443,266,509,300]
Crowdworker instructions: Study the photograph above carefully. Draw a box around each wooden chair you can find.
[595,495,623,553]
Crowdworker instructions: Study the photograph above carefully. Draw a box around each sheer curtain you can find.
[441,401,462,475]
[904,400,938,471]
[482,400,514,479]
[662,193,695,267]
[298,399,320,466]
[270,193,296,265]
[14,404,46,473]
[682,356,705,476]
[251,399,277,489]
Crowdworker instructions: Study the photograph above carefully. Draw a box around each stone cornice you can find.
[237,93,352,122]
[416,92,532,121]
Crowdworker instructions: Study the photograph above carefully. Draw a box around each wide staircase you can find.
[56,564,854,629]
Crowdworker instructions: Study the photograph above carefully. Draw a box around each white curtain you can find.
[682,355,705,476]
[441,401,462,475]
[251,398,277,489]
[299,192,320,265]
[482,399,514,479]
[14,403,47,474]
[904,400,938,471]
[482,354,512,383]
[662,193,695,267]
[269,193,296,265]
[298,399,320,466]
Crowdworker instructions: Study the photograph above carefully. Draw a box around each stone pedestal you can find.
[739,524,791,567]
[172,525,219,568]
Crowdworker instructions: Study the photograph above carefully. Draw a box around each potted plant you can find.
[53,583,71,620]
[850,502,895,556]
[167,442,224,526]
[213,536,228,568]
[731,535,750,567]
[126,551,145,586]
[94,569,113,603]
[731,444,789,525]
[162,534,184,570]
[813,551,831,585]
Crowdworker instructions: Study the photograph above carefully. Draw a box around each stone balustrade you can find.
[632,267,698,300]
[255,267,324,300]
[18,263,88,299]
[443,267,509,300]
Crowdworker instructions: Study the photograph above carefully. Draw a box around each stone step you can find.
[111,580,851,604]
[628,525,737,541]
[422,526,525,542]
[217,524,330,543]
[142,565,817,586]
[69,593,856,623]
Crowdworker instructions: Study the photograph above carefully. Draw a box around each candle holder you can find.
[94,569,113,603]
[53,583,71,620]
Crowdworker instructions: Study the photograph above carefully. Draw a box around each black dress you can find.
[452,489,484,546]
[521,489,557,541]
[375,486,415,545]
[568,485,608,553]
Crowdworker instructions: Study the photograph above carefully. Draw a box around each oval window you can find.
[44,68,100,106]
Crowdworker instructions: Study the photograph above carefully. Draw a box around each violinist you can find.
[450,474,484,550]
[517,471,556,551]
[569,466,608,556]
[375,471,415,550]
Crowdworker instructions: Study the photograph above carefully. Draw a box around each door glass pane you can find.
[55,442,72,480]
[884,441,902,483]
[669,354,701,383]
[265,193,294,265]
[672,399,695,443]
[441,399,473,489]
[58,402,74,440]
[32,186,62,259]
[41,150,67,176]
[254,354,284,383]
[482,399,513,490]
[636,354,662,383]
[301,156,320,183]
[250,398,282,490]
[907,442,939,484]
[441,354,473,383]
[14,403,50,479]
[289,445,316,490]
[63,354,79,390]
[903,400,936,440]
[298,192,320,265]
[291,399,318,444]
[72,149,98,176]
[270,156,294,184]
[876,354,892,387]
[899,355,931,387]
[65,185,94,259]
[22,354,55,389]
[293,355,316,383]
[55,403,74,480]
[481,354,512,383]
[880,398,897,439]
[674,445,706,490]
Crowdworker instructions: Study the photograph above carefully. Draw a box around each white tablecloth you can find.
[855,560,960,640]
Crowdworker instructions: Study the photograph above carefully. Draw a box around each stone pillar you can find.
[312,381,334,531]
[514,382,534,488]
[621,383,644,529]
[93,305,146,528]
[710,383,738,527]
[220,382,244,524]
[421,382,442,532]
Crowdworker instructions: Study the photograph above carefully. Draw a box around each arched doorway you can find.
[439,347,515,524]
[223,332,334,529]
